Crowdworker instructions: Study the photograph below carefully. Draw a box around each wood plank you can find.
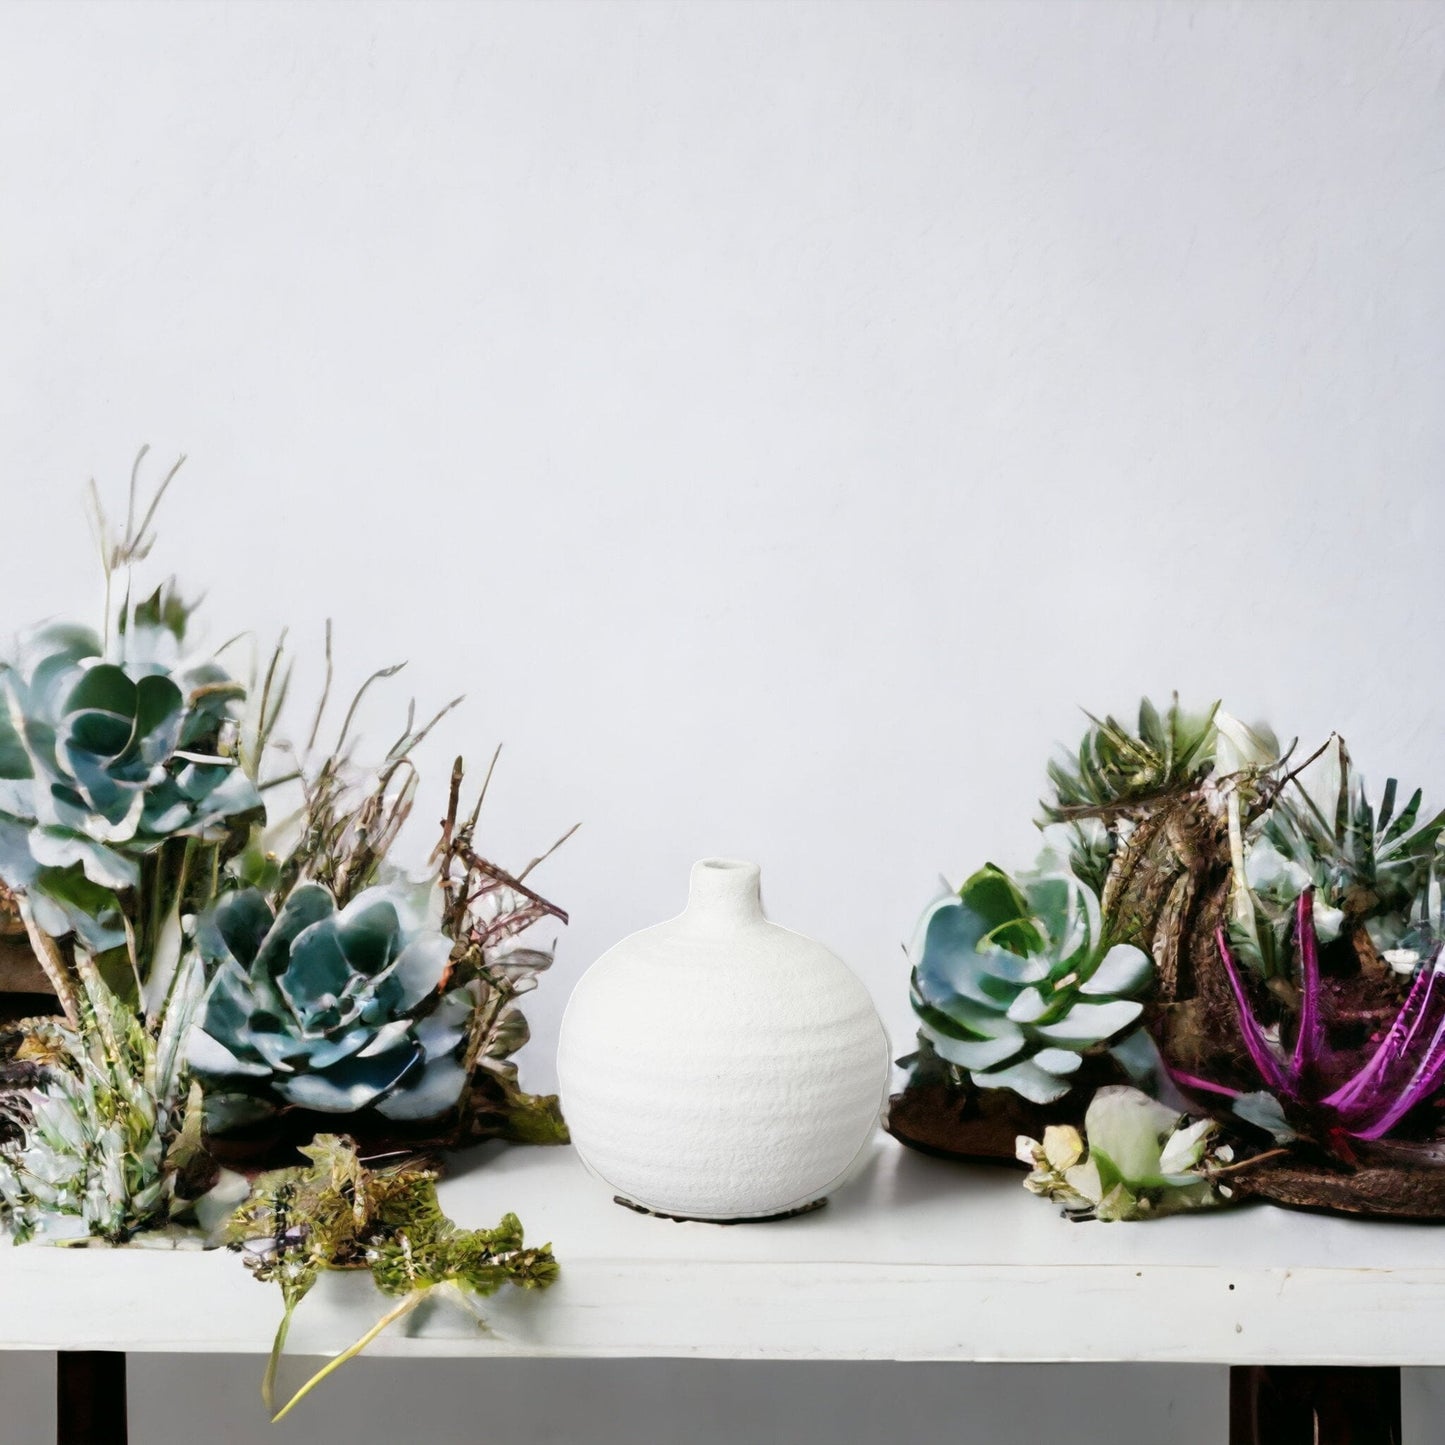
[0,1141,1439,1365]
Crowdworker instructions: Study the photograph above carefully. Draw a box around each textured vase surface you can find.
[557,858,890,1221]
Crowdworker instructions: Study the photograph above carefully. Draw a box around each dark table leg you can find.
[1230,1365,1401,1445]
[56,1351,127,1445]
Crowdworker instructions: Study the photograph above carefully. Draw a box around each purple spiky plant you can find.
[1177,890,1445,1150]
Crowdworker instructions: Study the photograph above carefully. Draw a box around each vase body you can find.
[557,859,890,1221]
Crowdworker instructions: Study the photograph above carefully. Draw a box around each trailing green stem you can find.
[270,1288,432,1422]
[261,1300,298,1412]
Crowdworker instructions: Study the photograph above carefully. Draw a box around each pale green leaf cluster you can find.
[1016,1087,1233,1221]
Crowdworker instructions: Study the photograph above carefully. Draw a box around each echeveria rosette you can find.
[190,882,474,1132]
[0,619,260,948]
[909,862,1152,1104]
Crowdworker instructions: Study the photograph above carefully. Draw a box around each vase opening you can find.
[685,858,764,927]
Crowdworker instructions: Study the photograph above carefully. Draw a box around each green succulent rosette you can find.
[0,604,260,950]
[909,861,1153,1104]
[189,882,474,1132]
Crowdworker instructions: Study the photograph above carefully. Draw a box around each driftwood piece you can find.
[1231,1157,1445,1221]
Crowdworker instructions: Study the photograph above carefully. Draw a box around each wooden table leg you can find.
[1229,1365,1401,1445]
[56,1351,127,1445]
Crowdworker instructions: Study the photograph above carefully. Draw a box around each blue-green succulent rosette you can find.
[909,862,1154,1105]
[0,615,261,950]
[189,882,476,1134]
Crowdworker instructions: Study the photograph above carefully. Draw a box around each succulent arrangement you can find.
[0,454,570,1410]
[891,694,1445,1219]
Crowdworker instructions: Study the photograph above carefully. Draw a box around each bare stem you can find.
[1207,1147,1291,1178]
[129,451,186,554]
[517,820,582,883]
[335,662,405,756]
[304,619,335,757]
[467,744,503,833]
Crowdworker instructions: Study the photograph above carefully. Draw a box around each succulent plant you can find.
[1234,738,1445,970]
[1180,891,1445,1150]
[0,462,272,1240]
[909,861,1153,1104]
[1023,699,1285,1008]
[1042,695,1224,822]
[0,604,260,951]
[0,951,208,1242]
[189,882,472,1132]
[1388,861,1445,969]
[1016,1085,1233,1221]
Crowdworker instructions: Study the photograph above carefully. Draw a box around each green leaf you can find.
[29,865,127,953]
[132,673,185,745]
[124,583,193,642]
[959,864,1041,954]
[63,664,137,719]
[911,980,1027,1042]
[334,893,403,975]
[1031,998,1143,1045]
[923,1024,1027,1072]
[1006,987,1050,1023]
[1079,944,1154,997]
[973,1057,1073,1104]
[0,704,33,781]
[1083,1086,1179,1186]
[384,932,453,1013]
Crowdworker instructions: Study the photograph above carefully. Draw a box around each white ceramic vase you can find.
[557,858,890,1222]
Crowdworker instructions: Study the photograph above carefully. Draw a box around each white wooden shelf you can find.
[4,1135,1444,1366]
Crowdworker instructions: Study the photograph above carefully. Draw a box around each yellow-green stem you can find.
[270,1288,432,1424]
[261,1301,297,1411]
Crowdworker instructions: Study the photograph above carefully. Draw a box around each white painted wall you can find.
[1,1,1443,1439]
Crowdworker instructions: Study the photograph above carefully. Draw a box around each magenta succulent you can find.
[1178,891,1445,1149]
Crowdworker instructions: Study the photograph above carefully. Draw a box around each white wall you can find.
[1,1,1443,1440]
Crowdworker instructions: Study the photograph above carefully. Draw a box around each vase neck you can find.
[683,859,764,929]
